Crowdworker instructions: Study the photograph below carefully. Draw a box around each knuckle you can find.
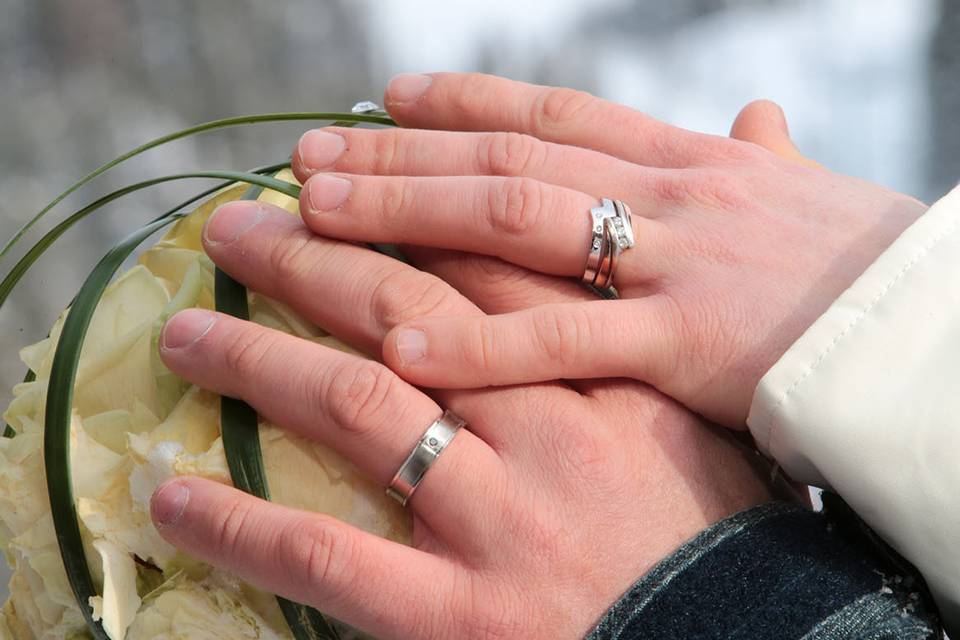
[378,178,411,227]
[531,305,591,368]
[538,405,620,492]
[558,426,619,489]
[278,518,353,593]
[481,131,543,177]
[371,269,460,329]
[487,177,545,235]
[321,360,398,438]
[468,318,497,372]
[650,173,694,207]
[213,499,254,561]
[531,87,594,133]
[223,328,274,380]
[698,172,751,210]
[266,230,317,285]
[372,128,403,175]
[651,171,750,212]
[449,317,497,374]
[447,73,493,121]
[693,170,751,210]
[644,126,685,164]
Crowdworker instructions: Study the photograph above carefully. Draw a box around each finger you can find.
[201,200,480,356]
[729,99,817,167]
[401,247,595,315]
[159,309,503,533]
[401,248,615,399]
[408,247,672,406]
[151,476,458,639]
[292,126,648,200]
[382,298,682,390]
[299,173,668,278]
[201,200,588,452]
[383,72,732,168]
[401,249,662,401]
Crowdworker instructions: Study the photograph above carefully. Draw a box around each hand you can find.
[290,72,927,427]
[151,201,773,639]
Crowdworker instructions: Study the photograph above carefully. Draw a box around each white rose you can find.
[0,170,410,640]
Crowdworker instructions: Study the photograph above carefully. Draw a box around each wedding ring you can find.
[582,199,617,286]
[582,198,634,292]
[591,220,619,290]
[386,410,466,506]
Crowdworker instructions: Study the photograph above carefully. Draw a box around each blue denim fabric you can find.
[587,500,941,639]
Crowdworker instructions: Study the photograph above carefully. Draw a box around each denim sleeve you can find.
[586,498,942,640]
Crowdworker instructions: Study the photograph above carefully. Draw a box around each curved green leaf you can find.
[46,214,185,640]
[217,183,341,640]
[2,112,394,259]
[2,164,283,440]
[0,169,298,312]
[44,173,299,639]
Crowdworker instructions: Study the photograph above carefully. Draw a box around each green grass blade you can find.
[44,174,301,638]
[276,601,343,640]
[216,184,341,640]
[1,112,394,259]
[2,163,281,440]
[45,214,184,640]
[142,162,291,227]
[216,265,271,501]
[0,170,299,313]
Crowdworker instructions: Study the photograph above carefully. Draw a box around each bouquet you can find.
[0,108,407,639]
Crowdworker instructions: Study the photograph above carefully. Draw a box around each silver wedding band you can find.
[386,410,466,507]
[582,198,635,293]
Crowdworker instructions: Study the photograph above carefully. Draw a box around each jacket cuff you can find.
[747,185,960,631]
[586,501,937,639]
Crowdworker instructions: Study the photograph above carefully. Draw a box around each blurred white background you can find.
[1,0,958,600]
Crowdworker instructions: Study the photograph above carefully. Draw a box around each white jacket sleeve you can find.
[747,184,960,631]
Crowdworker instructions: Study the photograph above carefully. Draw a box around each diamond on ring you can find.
[386,410,466,507]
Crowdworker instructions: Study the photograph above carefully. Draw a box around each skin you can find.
[149,82,805,638]
[153,209,774,638]
[290,72,928,428]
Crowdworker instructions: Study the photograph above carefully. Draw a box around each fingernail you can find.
[152,480,189,528]
[306,175,352,214]
[396,328,427,365]
[161,309,216,350]
[204,201,265,245]
[386,73,432,104]
[298,129,346,170]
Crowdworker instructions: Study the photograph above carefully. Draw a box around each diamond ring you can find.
[581,198,635,294]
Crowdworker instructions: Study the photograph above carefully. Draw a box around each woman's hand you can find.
[290,73,927,427]
[151,201,772,639]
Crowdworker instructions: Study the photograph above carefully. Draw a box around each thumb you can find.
[730,99,817,167]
